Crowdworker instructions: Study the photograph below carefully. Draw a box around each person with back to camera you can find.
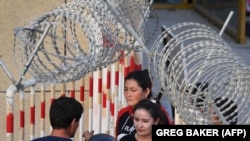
[120,98,168,141]
[116,69,173,141]
[187,84,238,125]
[210,97,238,125]
[31,96,83,141]
[88,133,115,141]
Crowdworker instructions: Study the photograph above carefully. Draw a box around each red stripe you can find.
[119,51,124,64]
[124,66,129,78]
[20,110,24,127]
[70,90,75,98]
[135,64,142,70]
[89,76,93,97]
[30,106,35,124]
[110,102,114,116]
[102,93,107,108]
[98,78,102,93]
[80,86,84,101]
[130,55,135,72]
[41,101,45,118]
[115,71,119,85]
[107,70,111,89]
[6,113,13,133]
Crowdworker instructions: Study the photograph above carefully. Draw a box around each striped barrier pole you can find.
[50,83,56,133]
[79,77,85,141]
[101,65,112,134]
[111,55,119,136]
[50,83,56,104]
[19,90,25,141]
[88,72,93,132]
[40,83,46,137]
[6,85,17,141]
[106,65,112,134]
[118,51,125,109]
[124,50,130,78]
[70,82,75,98]
[101,67,108,133]
[92,70,102,133]
[61,83,66,97]
[30,86,36,140]
[134,49,143,70]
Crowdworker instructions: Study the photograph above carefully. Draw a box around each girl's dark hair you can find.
[214,97,238,125]
[133,99,169,125]
[125,69,152,98]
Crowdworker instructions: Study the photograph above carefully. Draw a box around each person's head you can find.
[50,96,83,138]
[192,82,209,110]
[88,133,115,141]
[132,98,167,137]
[124,69,152,106]
[210,97,238,125]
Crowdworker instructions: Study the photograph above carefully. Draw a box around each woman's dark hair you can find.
[133,99,169,125]
[214,97,238,125]
[125,69,152,98]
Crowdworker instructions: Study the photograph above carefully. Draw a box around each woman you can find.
[116,69,173,141]
[120,98,167,141]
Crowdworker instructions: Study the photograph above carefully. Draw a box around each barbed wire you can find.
[149,22,250,124]
[11,0,250,124]
[13,0,154,83]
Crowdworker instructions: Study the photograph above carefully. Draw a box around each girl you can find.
[120,98,168,141]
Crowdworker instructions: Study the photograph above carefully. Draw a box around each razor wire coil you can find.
[13,0,154,83]
[11,0,250,125]
[149,22,250,125]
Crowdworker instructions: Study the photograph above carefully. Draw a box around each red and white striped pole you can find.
[111,56,119,136]
[70,82,75,98]
[133,49,143,70]
[106,65,111,134]
[118,51,125,109]
[88,72,93,132]
[92,70,102,133]
[6,85,17,141]
[40,83,46,137]
[61,83,66,97]
[50,83,56,104]
[19,90,25,141]
[101,66,111,134]
[30,86,36,140]
[50,83,56,133]
[79,77,85,141]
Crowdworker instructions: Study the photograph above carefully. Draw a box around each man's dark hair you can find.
[50,96,83,129]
